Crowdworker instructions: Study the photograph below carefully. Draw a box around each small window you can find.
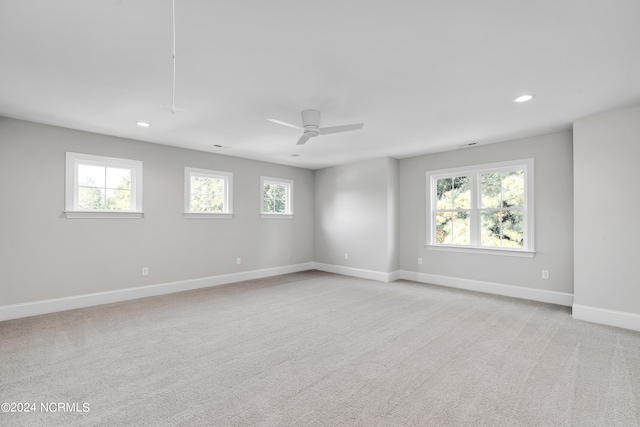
[427,159,534,256]
[184,167,233,219]
[65,152,143,218]
[261,176,293,218]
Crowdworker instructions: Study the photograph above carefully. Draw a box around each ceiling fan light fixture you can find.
[136,121,151,127]
[513,94,535,103]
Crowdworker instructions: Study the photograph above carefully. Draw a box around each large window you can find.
[261,176,293,218]
[427,159,534,256]
[184,167,233,218]
[65,152,143,218]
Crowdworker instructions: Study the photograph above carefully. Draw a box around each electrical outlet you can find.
[542,270,550,280]
[418,258,423,265]
[142,267,149,276]
[344,253,349,260]
[237,258,241,265]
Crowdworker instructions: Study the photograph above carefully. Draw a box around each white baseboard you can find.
[398,270,574,307]
[312,263,399,283]
[572,304,640,332]
[0,262,314,322]
[0,262,581,324]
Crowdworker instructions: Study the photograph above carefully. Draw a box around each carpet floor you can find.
[1,271,639,426]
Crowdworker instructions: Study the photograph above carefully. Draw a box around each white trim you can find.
[425,244,535,257]
[184,213,233,219]
[64,211,144,219]
[572,304,640,332]
[312,262,399,283]
[184,167,233,215]
[398,270,573,306]
[261,176,294,215]
[260,213,294,219]
[0,263,314,322]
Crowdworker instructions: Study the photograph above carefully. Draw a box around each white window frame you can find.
[65,152,143,219]
[260,176,294,219]
[184,167,233,219]
[426,158,535,257]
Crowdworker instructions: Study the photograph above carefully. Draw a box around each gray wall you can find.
[399,131,574,294]
[314,157,399,273]
[0,117,314,306]
[573,106,640,313]
[0,117,577,310]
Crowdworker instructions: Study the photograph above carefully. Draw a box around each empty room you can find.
[1,1,640,426]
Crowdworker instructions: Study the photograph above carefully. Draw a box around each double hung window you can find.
[428,159,534,256]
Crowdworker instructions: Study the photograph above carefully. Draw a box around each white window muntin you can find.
[184,167,233,218]
[65,152,143,218]
[427,158,534,255]
[260,176,294,218]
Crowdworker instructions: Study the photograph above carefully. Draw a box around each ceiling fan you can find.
[268,110,364,145]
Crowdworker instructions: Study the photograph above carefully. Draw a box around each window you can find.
[427,159,534,256]
[184,167,233,219]
[261,176,293,218]
[65,152,143,218]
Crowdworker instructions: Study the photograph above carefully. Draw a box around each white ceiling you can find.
[2,0,640,169]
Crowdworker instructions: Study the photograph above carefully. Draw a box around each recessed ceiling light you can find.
[513,94,535,103]
[136,121,151,127]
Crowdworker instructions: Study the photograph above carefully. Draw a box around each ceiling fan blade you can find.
[296,135,311,145]
[267,118,302,130]
[319,123,364,135]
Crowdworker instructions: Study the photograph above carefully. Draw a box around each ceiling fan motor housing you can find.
[303,126,319,137]
[301,110,321,138]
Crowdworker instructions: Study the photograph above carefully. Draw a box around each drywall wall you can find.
[573,106,640,316]
[314,157,399,274]
[0,117,314,306]
[399,131,574,294]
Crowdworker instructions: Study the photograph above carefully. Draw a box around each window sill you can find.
[184,212,233,219]
[64,211,144,219]
[260,213,293,219]
[425,244,535,258]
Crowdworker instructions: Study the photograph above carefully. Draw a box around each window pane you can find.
[191,175,207,190]
[106,188,131,210]
[263,198,273,213]
[78,187,105,209]
[106,167,131,190]
[78,164,105,187]
[274,197,286,213]
[208,178,224,197]
[502,210,524,247]
[481,210,524,247]
[481,211,501,246]
[436,178,453,209]
[435,212,453,244]
[191,194,207,212]
[502,171,524,208]
[453,176,470,209]
[209,195,223,212]
[190,175,227,212]
[481,173,501,208]
[273,184,286,199]
[452,211,471,245]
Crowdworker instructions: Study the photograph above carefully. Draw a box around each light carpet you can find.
[1,271,639,426]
